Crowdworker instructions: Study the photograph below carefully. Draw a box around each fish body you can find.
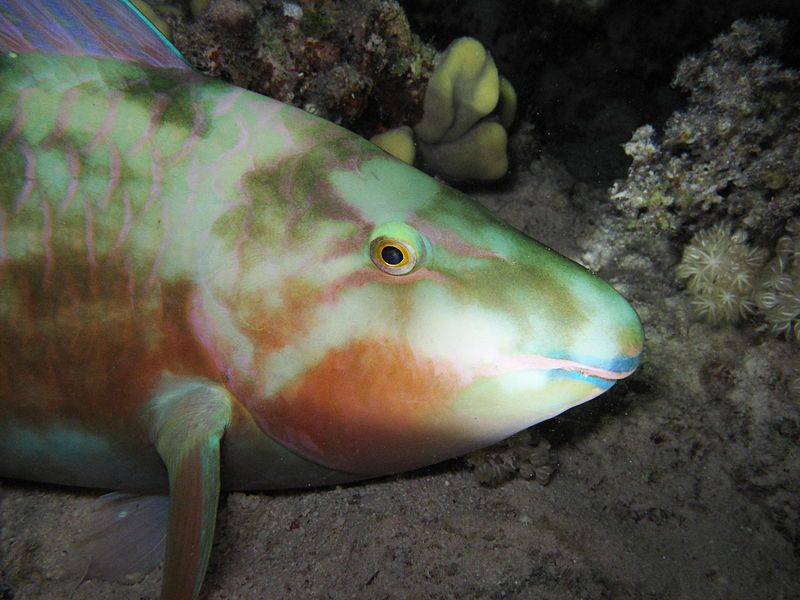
[0,50,363,491]
[0,1,644,598]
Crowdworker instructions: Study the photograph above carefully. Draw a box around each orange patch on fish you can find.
[233,278,324,354]
[0,258,220,442]
[258,338,469,475]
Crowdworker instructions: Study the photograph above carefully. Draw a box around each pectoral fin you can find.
[150,377,233,600]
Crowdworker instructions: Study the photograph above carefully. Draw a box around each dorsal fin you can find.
[0,0,190,69]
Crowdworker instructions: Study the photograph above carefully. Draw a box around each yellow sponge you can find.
[418,121,508,181]
[370,126,416,165]
[412,37,515,181]
[414,37,500,145]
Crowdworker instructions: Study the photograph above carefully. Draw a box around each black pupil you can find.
[381,245,404,265]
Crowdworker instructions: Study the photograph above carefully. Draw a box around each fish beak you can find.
[451,304,644,444]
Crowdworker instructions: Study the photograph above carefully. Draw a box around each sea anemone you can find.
[676,223,767,324]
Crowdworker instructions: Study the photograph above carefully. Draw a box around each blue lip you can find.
[606,354,641,373]
[550,351,642,378]
[553,369,617,389]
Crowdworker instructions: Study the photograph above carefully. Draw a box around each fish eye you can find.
[371,238,416,275]
[368,222,428,276]
[381,245,406,266]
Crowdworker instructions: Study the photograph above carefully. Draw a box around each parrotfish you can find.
[0,1,644,598]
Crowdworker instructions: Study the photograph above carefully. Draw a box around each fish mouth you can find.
[545,356,639,382]
[474,353,640,384]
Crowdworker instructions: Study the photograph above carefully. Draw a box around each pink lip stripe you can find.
[475,354,636,382]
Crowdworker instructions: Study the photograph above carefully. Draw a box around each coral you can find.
[756,219,800,342]
[676,218,800,339]
[202,0,256,31]
[159,0,436,134]
[610,19,800,244]
[616,19,800,336]
[413,37,515,181]
[146,5,514,181]
[465,429,556,487]
[676,224,767,324]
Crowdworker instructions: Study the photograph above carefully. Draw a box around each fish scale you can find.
[1,52,299,282]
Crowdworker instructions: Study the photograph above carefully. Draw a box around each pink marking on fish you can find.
[322,267,451,305]
[411,217,501,260]
[169,103,206,166]
[57,142,80,214]
[217,113,250,163]
[190,292,250,380]
[40,200,54,282]
[244,97,283,131]
[111,190,133,254]
[184,155,201,214]
[243,98,292,168]
[44,87,78,146]
[100,143,121,210]
[344,155,364,174]
[0,87,30,151]
[143,146,163,213]
[13,142,35,214]
[126,93,169,157]
[212,113,250,200]
[212,88,244,118]
[145,206,170,290]
[258,105,304,160]
[87,90,123,153]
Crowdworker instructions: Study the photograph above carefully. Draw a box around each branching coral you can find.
[610,19,800,243]
[676,223,767,324]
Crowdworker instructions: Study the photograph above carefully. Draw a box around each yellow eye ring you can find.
[370,237,418,275]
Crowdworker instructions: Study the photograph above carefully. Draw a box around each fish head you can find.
[208,148,643,478]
